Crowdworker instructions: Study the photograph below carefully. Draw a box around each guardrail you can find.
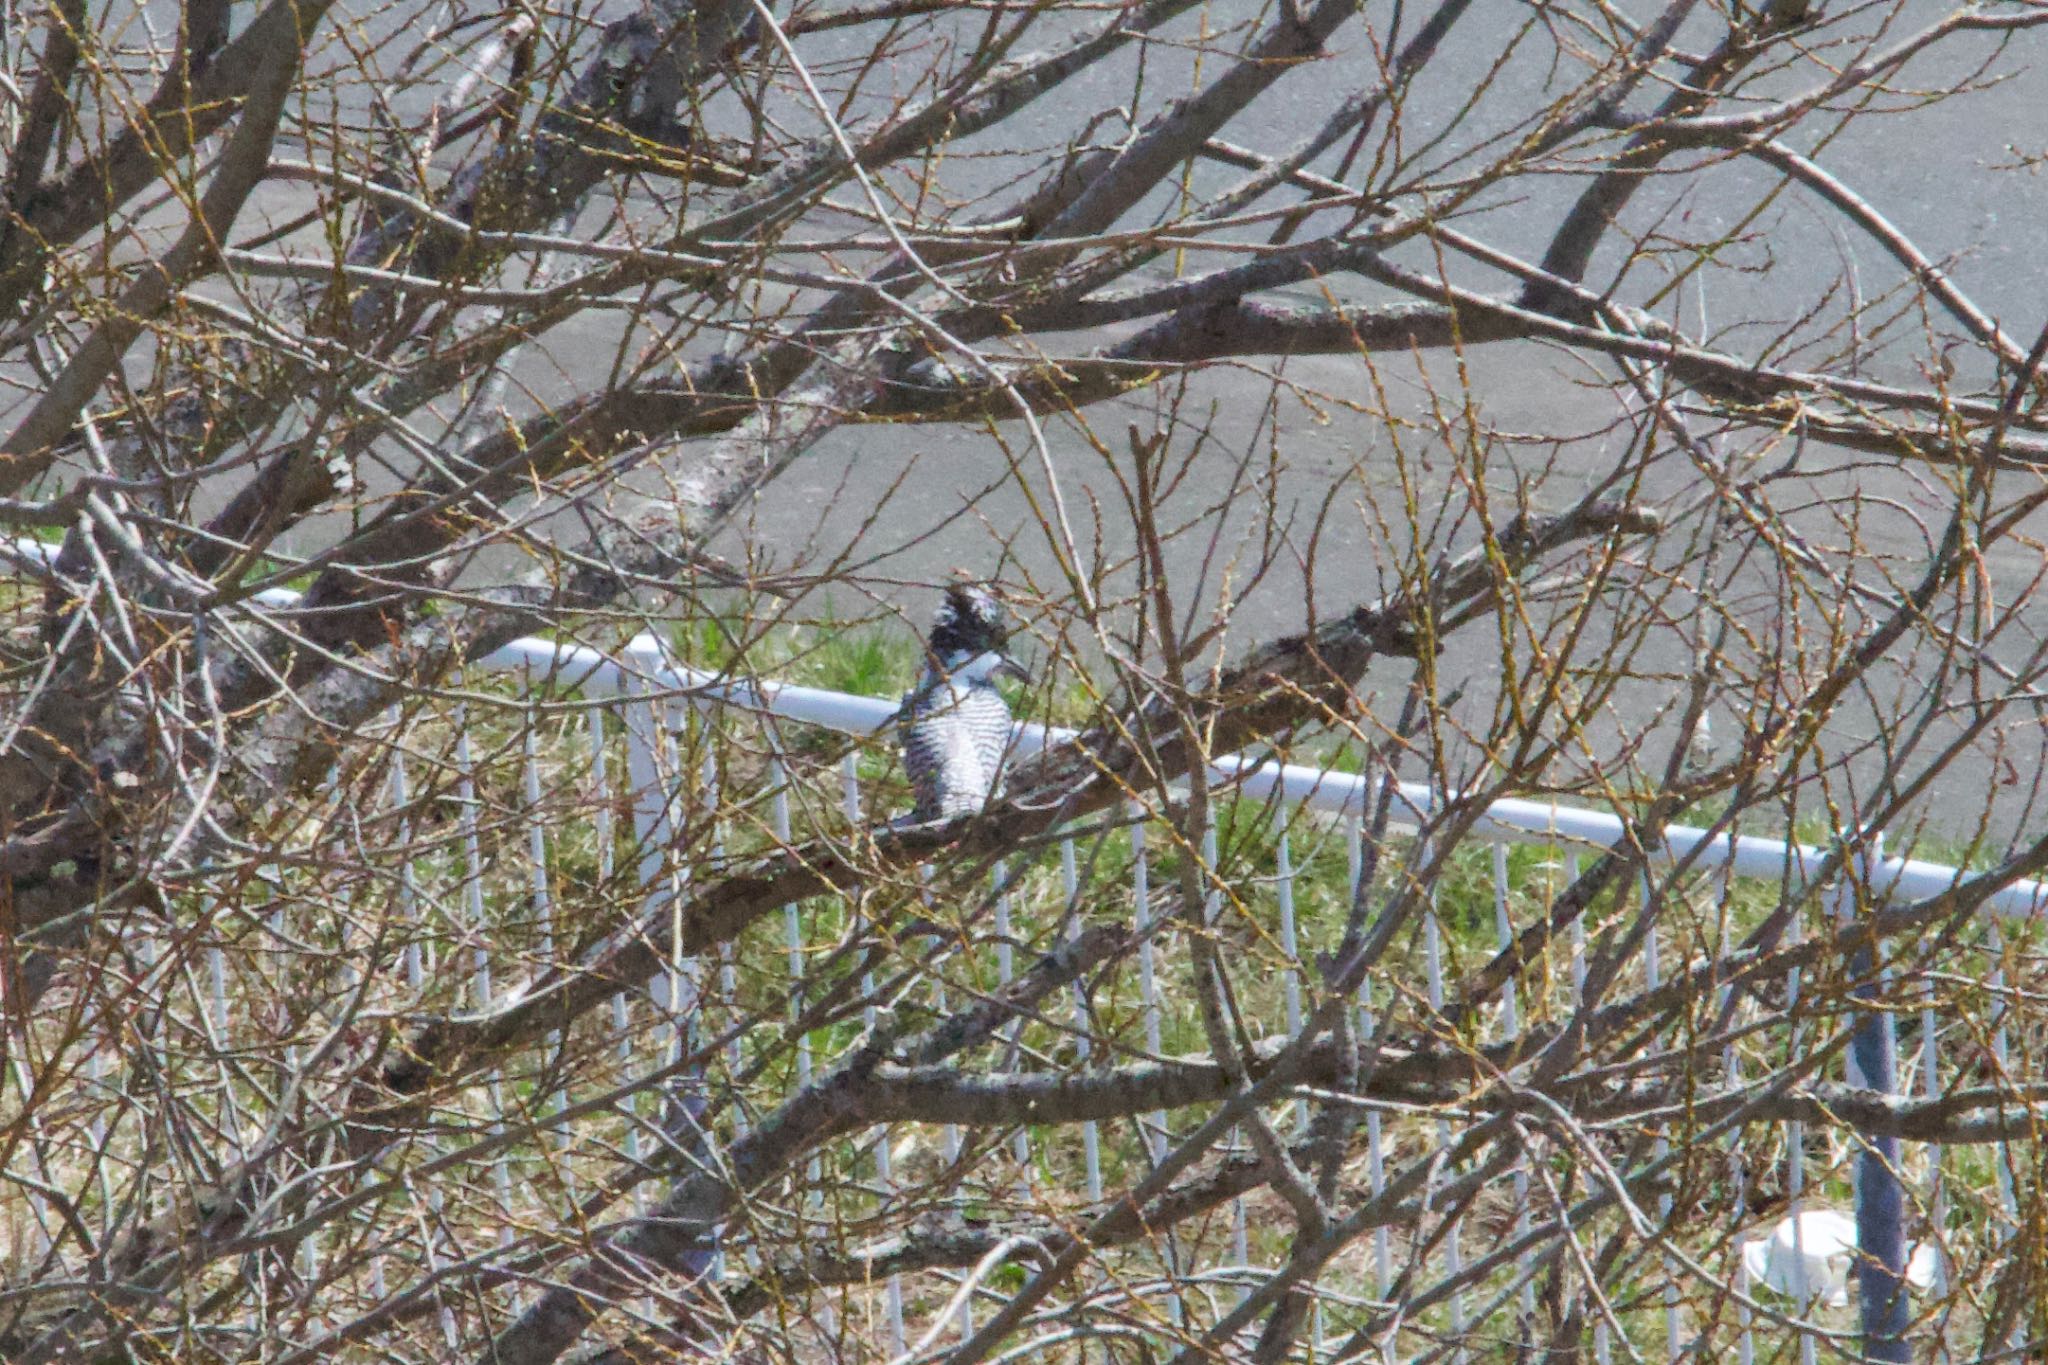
[10,530,2039,1359]
[482,630,2048,918]
[479,628,2035,1362]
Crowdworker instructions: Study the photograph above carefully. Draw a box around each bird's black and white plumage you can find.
[898,585,1027,821]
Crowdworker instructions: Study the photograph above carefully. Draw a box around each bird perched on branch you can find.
[898,584,1028,822]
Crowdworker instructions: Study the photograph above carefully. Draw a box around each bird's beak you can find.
[996,653,1031,685]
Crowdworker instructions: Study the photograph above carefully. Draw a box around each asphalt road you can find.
[686,2,2048,847]
[11,0,2048,845]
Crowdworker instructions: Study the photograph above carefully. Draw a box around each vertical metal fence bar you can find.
[623,668,707,1317]
[1568,849,1602,1365]
[843,752,906,1352]
[1567,853,1588,997]
[619,671,666,890]
[203,851,241,1156]
[1921,970,1948,1361]
[662,698,700,1069]
[1348,814,1364,911]
[1270,804,1320,1360]
[208,920,232,1043]
[764,740,832,1338]
[1987,917,2025,1359]
[919,861,965,1182]
[587,705,649,1213]
[1421,846,1464,1359]
[454,713,493,1010]
[1726,980,1755,1365]
[419,1183,464,1350]
[304,770,342,1301]
[1637,871,1680,1361]
[199,897,247,1220]
[1844,838,1910,1363]
[385,713,457,1344]
[1274,812,1306,1135]
[389,720,427,995]
[521,685,575,1198]
[994,859,1028,1182]
[523,688,553,956]
[132,927,167,1270]
[258,857,288,1155]
[1132,809,1166,1162]
[453,706,516,1267]
[1355,812,1391,1300]
[1786,907,1817,1365]
[1202,820,1250,1288]
[703,748,744,1141]
[1985,920,2019,1229]
[621,678,693,1102]
[1127,805,1186,1330]
[1062,837,1102,1202]
[1359,980,1393,1301]
[768,746,805,1087]
[697,739,732,1291]
[1268,798,1315,1327]
[1712,838,1755,1365]
[1492,843,1535,1320]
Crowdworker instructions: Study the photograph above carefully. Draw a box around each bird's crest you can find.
[928,583,1009,659]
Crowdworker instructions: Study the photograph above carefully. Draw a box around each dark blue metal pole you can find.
[1850,936,1911,1362]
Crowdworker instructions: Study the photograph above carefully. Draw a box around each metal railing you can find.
[8,533,2043,1358]
[474,626,2042,1360]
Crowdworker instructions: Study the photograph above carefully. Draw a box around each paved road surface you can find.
[12,1,2048,844]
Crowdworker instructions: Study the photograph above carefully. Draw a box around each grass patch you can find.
[10,617,2035,1362]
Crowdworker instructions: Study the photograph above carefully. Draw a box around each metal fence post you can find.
[1848,836,1910,1362]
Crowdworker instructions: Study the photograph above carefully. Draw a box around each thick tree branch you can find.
[0,0,336,320]
[0,0,335,493]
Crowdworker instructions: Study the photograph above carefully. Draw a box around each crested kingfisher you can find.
[897,584,1028,822]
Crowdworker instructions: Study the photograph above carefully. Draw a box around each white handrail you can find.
[9,528,2040,922]
[481,632,2048,921]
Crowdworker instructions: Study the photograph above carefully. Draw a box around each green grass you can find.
[17,609,2032,1361]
